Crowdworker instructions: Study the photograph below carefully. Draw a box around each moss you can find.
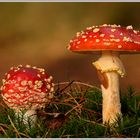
[0,83,140,138]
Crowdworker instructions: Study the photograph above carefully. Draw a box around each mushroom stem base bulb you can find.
[93,51,125,124]
[16,109,37,127]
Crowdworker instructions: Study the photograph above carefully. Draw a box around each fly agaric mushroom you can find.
[1,65,54,125]
[68,24,140,124]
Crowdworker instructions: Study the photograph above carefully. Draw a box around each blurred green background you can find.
[0,2,140,90]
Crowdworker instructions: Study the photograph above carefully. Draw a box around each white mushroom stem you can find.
[93,51,125,124]
[15,109,37,127]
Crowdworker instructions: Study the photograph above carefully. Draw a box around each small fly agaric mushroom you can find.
[1,65,54,125]
[68,24,140,124]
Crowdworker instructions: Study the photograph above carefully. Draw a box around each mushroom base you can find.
[15,109,36,127]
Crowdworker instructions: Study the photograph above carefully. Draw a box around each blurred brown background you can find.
[0,2,140,90]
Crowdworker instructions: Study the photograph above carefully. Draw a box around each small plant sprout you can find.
[68,24,140,125]
[1,65,54,126]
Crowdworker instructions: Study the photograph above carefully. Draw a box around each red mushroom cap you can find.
[68,24,140,54]
[1,65,54,111]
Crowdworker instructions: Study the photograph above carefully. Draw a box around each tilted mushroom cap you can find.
[1,65,54,111]
[68,24,140,54]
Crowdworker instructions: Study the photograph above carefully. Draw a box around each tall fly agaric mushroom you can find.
[1,65,54,125]
[68,24,140,124]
